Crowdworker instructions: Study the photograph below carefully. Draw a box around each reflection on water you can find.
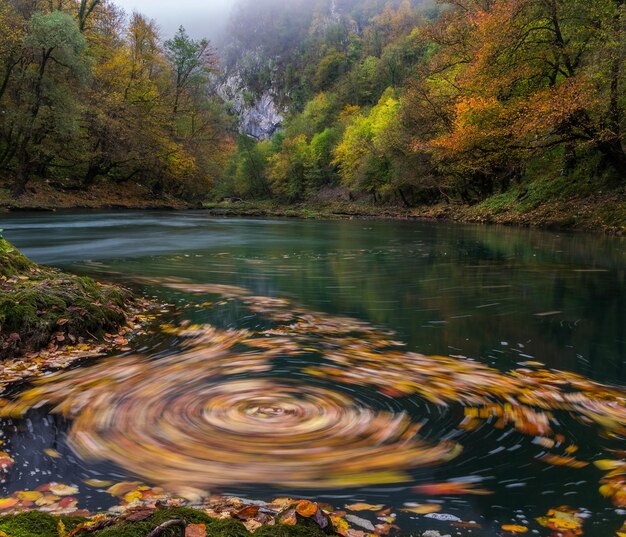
[1,211,626,536]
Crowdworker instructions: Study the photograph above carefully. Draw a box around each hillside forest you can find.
[0,0,624,212]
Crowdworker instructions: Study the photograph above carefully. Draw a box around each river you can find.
[1,211,625,536]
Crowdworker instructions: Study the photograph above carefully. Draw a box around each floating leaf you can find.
[49,484,79,497]
[540,454,588,469]
[412,482,492,495]
[83,479,113,488]
[401,504,442,515]
[594,460,623,471]
[0,498,19,511]
[501,525,528,533]
[346,503,384,512]
[16,490,43,502]
[106,482,142,497]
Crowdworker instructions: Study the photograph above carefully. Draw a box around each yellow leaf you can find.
[501,524,528,533]
[106,481,142,497]
[401,504,442,515]
[331,515,349,537]
[44,448,61,459]
[594,460,623,471]
[16,490,43,502]
[0,498,19,510]
[83,479,113,488]
[345,503,384,512]
[124,490,143,503]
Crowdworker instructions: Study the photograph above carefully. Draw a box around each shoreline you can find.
[1,180,624,234]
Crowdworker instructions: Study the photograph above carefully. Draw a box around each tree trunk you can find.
[598,138,626,177]
[561,143,577,176]
[12,141,31,197]
[398,187,410,208]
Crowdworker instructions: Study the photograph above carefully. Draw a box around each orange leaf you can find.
[296,500,318,517]
[235,506,260,520]
[501,525,528,533]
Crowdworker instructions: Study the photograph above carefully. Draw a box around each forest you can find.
[0,0,623,222]
[2,2,626,536]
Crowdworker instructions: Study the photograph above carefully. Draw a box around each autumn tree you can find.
[165,27,217,116]
[5,11,87,195]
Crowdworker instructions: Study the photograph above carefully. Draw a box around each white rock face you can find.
[218,71,283,140]
[240,92,283,139]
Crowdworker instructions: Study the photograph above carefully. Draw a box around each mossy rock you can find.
[0,237,134,358]
[0,509,338,537]
[0,239,33,278]
[0,511,88,537]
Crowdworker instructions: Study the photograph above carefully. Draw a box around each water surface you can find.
[1,211,626,536]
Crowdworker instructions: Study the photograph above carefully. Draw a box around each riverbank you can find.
[0,499,433,537]
[0,178,195,212]
[0,236,151,390]
[2,177,624,233]
[204,187,626,234]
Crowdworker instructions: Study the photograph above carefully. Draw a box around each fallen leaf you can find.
[49,483,79,497]
[83,479,113,488]
[235,506,260,520]
[331,515,349,537]
[106,482,142,497]
[346,503,384,512]
[186,524,207,537]
[44,448,61,459]
[0,498,19,511]
[540,454,588,469]
[401,504,442,515]
[501,525,528,533]
[594,460,623,471]
[296,500,319,517]
[279,508,297,526]
[16,490,43,502]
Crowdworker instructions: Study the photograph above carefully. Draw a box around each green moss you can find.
[0,509,337,537]
[0,511,87,537]
[0,236,133,358]
[0,238,34,278]
[95,509,253,537]
[256,522,328,537]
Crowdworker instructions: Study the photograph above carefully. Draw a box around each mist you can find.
[114,0,238,39]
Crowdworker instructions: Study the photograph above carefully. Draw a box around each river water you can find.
[1,211,626,536]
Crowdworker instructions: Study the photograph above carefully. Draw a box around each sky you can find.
[114,0,238,40]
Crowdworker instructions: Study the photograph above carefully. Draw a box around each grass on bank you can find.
[0,236,132,359]
[0,509,336,537]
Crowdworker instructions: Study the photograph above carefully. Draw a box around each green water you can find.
[1,211,626,536]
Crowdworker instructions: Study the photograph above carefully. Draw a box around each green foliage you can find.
[333,89,400,194]
[222,0,625,209]
[0,3,234,200]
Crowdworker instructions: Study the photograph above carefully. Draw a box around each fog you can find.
[114,0,238,39]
